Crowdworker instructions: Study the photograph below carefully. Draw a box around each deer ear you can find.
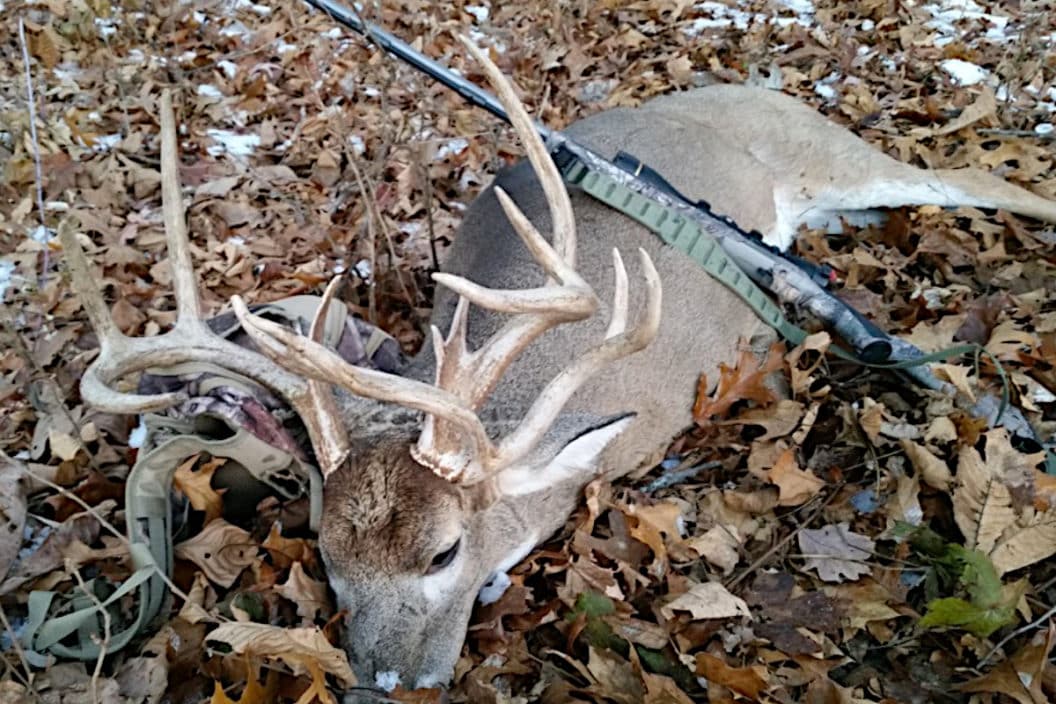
[498,414,635,497]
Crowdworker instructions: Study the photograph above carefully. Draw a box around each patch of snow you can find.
[217,60,238,79]
[30,226,54,244]
[354,259,372,280]
[179,50,198,63]
[206,129,260,158]
[333,258,346,275]
[374,671,400,692]
[940,59,988,86]
[348,134,365,155]
[126,49,145,64]
[227,236,246,246]
[92,133,123,152]
[0,261,15,300]
[94,17,118,39]
[684,2,764,35]
[923,0,1014,47]
[477,571,510,605]
[128,418,149,449]
[814,83,836,100]
[321,27,342,39]
[220,21,251,38]
[52,65,83,83]
[434,137,469,161]
[861,19,875,31]
[197,84,224,99]
[465,4,489,22]
[1036,123,1054,136]
[193,10,207,23]
[362,86,381,98]
[275,39,298,54]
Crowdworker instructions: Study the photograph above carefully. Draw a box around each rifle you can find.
[303,0,1049,458]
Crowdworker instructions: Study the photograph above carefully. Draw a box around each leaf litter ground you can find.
[2,0,1056,702]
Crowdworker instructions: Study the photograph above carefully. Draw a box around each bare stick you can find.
[979,601,1056,667]
[17,17,50,285]
[70,567,110,704]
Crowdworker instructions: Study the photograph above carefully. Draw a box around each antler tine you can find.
[159,91,207,333]
[300,276,353,477]
[493,248,662,470]
[229,296,497,474]
[459,38,576,267]
[63,90,312,416]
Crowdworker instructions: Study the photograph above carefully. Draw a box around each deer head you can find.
[59,39,661,692]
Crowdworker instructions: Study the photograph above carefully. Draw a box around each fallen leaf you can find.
[766,448,824,507]
[686,525,741,574]
[205,622,355,687]
[275,562,331,623]
[694,341,784,420]
[660,581,752,621]
[900,439,953,491]
[798,523,874,583]
[175,519,257,588]
[954,435,1056,575]
[0,455,28,583]
[173,455,227,525]
[695,653,767,700]
[956,624,1054,704]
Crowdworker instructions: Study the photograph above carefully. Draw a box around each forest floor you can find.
[2,0,1056,702]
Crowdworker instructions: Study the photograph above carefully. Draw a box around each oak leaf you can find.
[174,456,227,525]
[695,653,767,700]
[798,523,874,583]
[660,581,751,621]
[275,562,331,623]
[694,340,784,421]
[175,519,257,588]
[205,622,355,688]
[766,448,824,507]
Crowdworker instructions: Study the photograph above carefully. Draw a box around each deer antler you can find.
[59,91,351,476]
[232,38,662,485]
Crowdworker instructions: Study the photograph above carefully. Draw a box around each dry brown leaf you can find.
[205,622,355,688]
[626,501,684,577]
[725,399,804,441]
[276,562,331,623]
[686,525,741,574]
[766,448,824,507]
[175,519,257,588]
[798,523,874,583]
[694,340,784,420]
[173,456,227,525]
[956,625,1054,704]
[263,522,316,570]
[0,455,27,583]
[901,439,953,491]
[954,433,1056,576]
[660,581,752,621]
[695,653,768,700]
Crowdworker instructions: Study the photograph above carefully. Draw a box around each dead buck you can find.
[59,41,1056,693]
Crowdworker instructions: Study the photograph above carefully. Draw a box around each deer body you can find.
[59,49,1056,695]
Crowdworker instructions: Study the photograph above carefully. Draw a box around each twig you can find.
[977,128,1055,140]
[0,604,34,689]
[724,488,839,590]
[17,18,50,286]
[978,601,1056,667]
[642,460,722,493]
[346,156,379,323]
[70,567,111,704]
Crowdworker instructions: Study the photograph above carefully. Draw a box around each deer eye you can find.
[426,538,460,575]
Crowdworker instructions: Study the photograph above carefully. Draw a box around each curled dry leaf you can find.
[695,652,768,700]
[765,448,824,507]
[205,621,356,688]
[953,431,1056,576]
[798,522,874,583]
[175,519,258,588]
[900,439,953,491]
[173,455,227,525]
[686,525,741,574]
[660,581,752,621]
[276,561,332,623]
[694,340,784,421]
[0,454,28,583]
